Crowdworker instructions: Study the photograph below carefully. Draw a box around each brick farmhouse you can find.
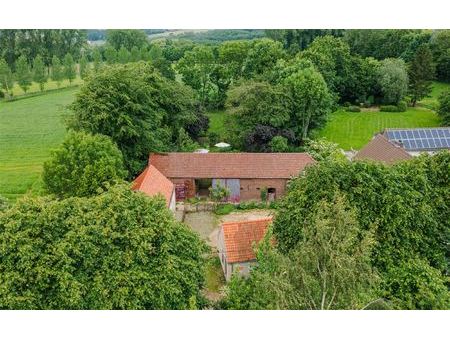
[134,152,315,203]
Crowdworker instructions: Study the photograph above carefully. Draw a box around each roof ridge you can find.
[221,217,273,226]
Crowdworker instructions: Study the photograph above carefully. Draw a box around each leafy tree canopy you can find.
[408,44,435,106]
[437,91,450,126]
[106,29,148,51]
[273,153,450,309]
[0,185,207,309]
[242,38,285,78]
[42,131,127,198]
[377,58,409,104]
[221,193,381,310]
[68,62,200,177]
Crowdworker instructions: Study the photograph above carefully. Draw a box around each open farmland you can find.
[0,87,78,200]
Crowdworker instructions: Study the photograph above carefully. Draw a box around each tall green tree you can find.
[42,131,127,198]
[226,80,293,151]
[118,46,130,64]
[282,66,333,140]
[218,40,251,79]
[51,55,63,87]
[222,194,380,310]
[68,62,199,177]
[0,58,13,96]
[266,29,344,52]
[130,46,141,62]
[437,91,450,126]
[299,36,353,102]
[430,30,450,82]
[32,55,47,91]
[79,54,89,79]
[0,184,207,309]
[272,154,450,309]
[15,55,32,93]
[408,44,435,106]
[106,29,148,50]
[92,48,102,71]
[63,53,76,83]
[0,29,87,68]
[377,58,409,104]
[104,46,117,64]
[176,45,216,107]
[242,38,285,78]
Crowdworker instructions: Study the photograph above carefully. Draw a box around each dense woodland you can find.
[0,29,449,309]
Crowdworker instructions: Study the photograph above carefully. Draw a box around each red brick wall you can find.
[169,177,288,201]
[239,178,287,201]
[171,178,196,200]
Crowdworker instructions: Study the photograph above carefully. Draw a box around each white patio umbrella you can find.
[214,142,230,148]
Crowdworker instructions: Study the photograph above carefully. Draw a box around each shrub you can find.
[208,131,220,146]
[437,91,450,126]
[347,105,361,112]
[397,100,407,112]
[214,203,235,215]
[269,136,289,152]
[260,186,268,202]
[380,105,399,112]
[43,131,127,198]
[209,183,231,202]
[304,139,347,163]
[235,200,268,210]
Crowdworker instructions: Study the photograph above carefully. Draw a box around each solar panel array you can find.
[384,128,450,151]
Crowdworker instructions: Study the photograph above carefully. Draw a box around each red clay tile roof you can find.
[221,217,272,263]
[132,164,174,206]
[149,152,315,179]
[353,134,412,165]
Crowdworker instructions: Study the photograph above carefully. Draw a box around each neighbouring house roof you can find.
[132,164,174,207]
[149,152,315,179]
[353,134,412,164]
[383,127,450,152]
[221,217,272,264]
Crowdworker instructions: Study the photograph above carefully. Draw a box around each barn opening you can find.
[195,178,212,197]
[268,187,276,201]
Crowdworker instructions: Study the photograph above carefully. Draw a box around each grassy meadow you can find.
[316,108,440,150]
[0,87,78,200]
[9,76,83,97]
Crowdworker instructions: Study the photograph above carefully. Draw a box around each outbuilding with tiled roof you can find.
[217,217,272,281]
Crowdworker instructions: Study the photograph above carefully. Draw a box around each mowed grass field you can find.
[316,82,446,150]
[10,76,83,97]
[316,108,440,150]
[0,87,78,200]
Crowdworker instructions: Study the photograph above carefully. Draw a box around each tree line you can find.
[0,53,80,96]
[220,151,450,310]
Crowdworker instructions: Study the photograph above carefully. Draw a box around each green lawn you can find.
[206,110,228,137]
[316,107,440,150]
[0,87,78,201]
[419,81,450,110]
[10,76,83,97]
